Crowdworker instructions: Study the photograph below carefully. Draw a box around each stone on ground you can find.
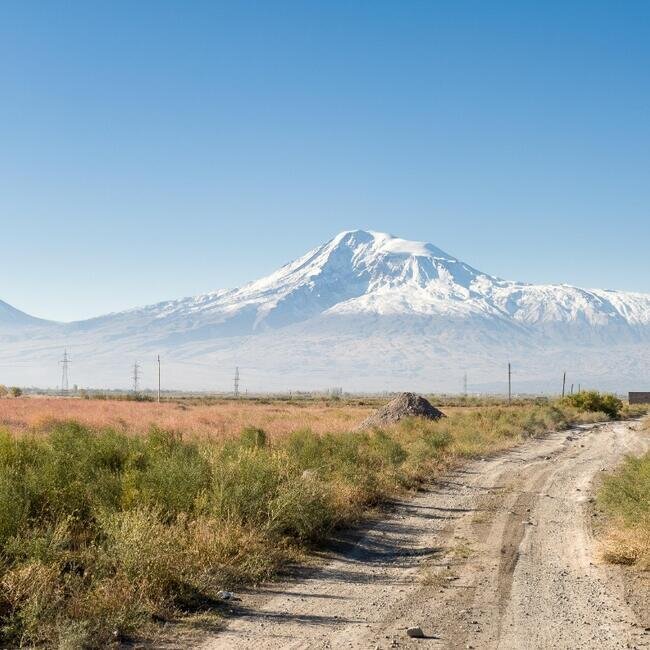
[406,625,425,638]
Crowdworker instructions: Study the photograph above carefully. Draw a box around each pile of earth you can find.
[358,392,445,429]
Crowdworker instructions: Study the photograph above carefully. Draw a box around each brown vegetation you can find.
[0,396,376,440]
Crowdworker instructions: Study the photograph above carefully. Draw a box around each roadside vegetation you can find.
[563,390,624,419]
[598,419,650,568]
[0,398,632,647]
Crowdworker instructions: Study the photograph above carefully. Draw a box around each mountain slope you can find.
[0,299,50,328]
[1,230,649,391]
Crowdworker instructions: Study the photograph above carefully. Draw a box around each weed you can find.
[598,438,650,568]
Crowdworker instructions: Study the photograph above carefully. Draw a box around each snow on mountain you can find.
[1,230,649,391]
[100,229,650,334]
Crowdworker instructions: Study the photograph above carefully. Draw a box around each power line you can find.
[59,349,71,395]
[132,361,141,394]
[508,361,512,405]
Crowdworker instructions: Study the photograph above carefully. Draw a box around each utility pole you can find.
[508,362,512,405]
[562,371,567,398]
[132,361,141,394]
[157,355,161,403]
[463,372,468,397]
[233,367,240,399]
[59,349,71,396]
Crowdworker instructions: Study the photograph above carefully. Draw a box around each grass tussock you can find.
[598,422,650,568]
[0,402,614,647]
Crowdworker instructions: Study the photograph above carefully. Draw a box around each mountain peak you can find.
[329,229,457,262]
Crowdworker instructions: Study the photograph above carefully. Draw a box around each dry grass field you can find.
[0,392,639,647]
[0,396,378,440]
[0,394,546,440]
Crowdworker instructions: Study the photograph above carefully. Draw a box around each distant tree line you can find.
[0,385,23,398]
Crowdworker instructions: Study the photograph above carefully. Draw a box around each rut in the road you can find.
[201,422,649,650]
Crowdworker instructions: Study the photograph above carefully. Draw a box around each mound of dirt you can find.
[358,392,445,429]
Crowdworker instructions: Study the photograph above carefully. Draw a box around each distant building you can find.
[629,392,650,404]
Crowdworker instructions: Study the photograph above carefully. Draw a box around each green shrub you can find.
[267,479,333,540]
[564,391,623,419]
[131,428,211,516]
[210,446,287,526]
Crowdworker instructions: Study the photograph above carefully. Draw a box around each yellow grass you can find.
[600,524,650,568]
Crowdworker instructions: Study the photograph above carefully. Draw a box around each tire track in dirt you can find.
[494,466,553,632]
[199,421,649,649]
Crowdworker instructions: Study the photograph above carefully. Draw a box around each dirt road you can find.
[202,421,649,649]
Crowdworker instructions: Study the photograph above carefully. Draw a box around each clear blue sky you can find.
[2,1,649,321]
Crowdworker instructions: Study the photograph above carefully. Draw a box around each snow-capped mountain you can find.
[66,229,650,335]
[1,230,649,392]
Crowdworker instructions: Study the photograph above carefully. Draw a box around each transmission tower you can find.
[508,362,512,405]
[59,349,71,395]
[132,361,141,394]
[233,367,240,398]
